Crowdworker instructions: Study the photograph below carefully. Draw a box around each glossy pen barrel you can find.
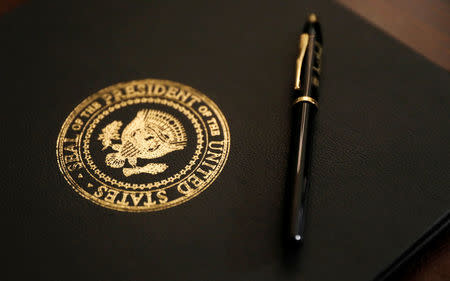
[288,14,322,243]
[289,101,316,242]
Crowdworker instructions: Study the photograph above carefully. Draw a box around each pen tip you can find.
[289,234,303,244]
[308,13,317,22]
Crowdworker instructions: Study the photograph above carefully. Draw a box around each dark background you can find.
[1,0,449,280]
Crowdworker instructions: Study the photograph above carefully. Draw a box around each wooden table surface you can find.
[337,0,450,71]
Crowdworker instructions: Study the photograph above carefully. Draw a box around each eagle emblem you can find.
[98,109,187,176]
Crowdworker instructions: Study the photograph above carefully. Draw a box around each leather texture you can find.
[1,0,449,280]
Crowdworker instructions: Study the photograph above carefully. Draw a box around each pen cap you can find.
[297,14,322,100]
[302,14,322,44]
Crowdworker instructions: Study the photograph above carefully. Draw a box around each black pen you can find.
[288,13,323,243]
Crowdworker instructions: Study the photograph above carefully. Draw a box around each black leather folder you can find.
[1,1,449,280]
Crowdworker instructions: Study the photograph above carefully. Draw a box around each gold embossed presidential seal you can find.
[56,79,230,212]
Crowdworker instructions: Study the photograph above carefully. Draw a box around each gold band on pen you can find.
[293,96,319,108]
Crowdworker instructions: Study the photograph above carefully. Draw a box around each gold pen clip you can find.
[294,33,309,90]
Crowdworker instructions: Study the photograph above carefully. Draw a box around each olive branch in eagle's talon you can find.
[98,121,123,150]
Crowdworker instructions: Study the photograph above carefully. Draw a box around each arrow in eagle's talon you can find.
[123,163,169,177]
